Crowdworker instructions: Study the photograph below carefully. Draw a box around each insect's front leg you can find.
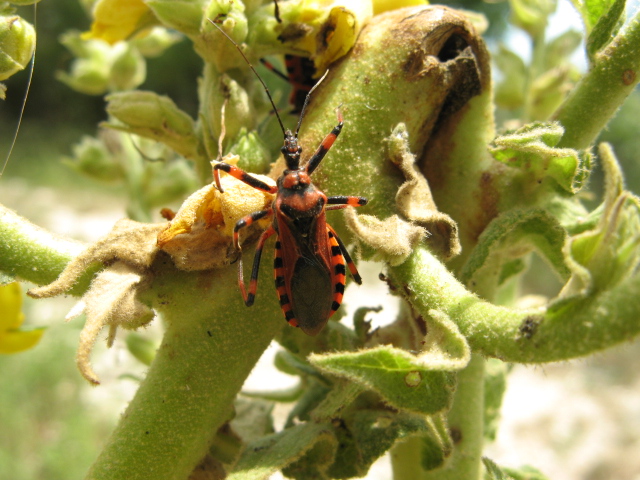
[305,109,344,175]
[233,210,275,306]
[325,195,368,210]
[213,162,278,194]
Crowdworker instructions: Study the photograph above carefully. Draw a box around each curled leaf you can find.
[491,122,589,193]
[386,123,461,260]
[69,262,154,385]
[310,311,469,414]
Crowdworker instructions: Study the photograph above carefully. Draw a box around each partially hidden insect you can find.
[210,20,368,336]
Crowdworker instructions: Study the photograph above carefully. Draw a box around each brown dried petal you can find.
[69,261,154,385]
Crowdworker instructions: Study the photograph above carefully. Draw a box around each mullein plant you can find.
[1,0,640,479]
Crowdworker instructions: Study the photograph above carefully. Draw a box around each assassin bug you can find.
[210,20,368,336]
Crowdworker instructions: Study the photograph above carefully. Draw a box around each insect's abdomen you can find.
[288,256,333,335]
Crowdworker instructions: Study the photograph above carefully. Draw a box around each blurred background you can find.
[1,0,639,478]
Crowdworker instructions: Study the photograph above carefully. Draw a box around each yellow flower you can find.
[372,0,428,15]
[84,0,155,44]
[0,282,44,354]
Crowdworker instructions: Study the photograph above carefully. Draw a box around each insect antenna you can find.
[294,69,329,138]
[208,19,287,137]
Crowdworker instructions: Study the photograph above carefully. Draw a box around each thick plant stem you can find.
[390,355,485,480]
[555,11,640,149]
[390,245,640,362]
[85,260,283,480]
[0,204,90,291]
[430,354,485,480]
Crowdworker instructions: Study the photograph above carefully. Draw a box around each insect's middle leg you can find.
[233,209,274,306]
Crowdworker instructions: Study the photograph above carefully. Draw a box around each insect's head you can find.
[282,129,301,170]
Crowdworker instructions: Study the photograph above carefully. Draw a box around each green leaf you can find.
[503,464,550,480]
[351,411,433,472]
[586,0,626,60]
[228,423,336,480]
[310,313,470,415]
[491,122,589,193]
[544,30,582,70]
[494,46,527,110]
[509,0,556,37]
[555,144,640,301]
[483,457,515,480]
[460,208,571,297]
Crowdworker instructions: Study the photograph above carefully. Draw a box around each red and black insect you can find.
[210,21,367,336]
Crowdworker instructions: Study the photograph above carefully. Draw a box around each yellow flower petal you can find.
[0,328,45,354]
[84,0,153,44]
[0,282,24,330]
[372,0,428,16]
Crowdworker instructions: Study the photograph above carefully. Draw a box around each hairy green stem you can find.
[555,10,640,149]
[0,204,92,291]
[390,355,485,480]
[391,245,640,362]
[85,258,284,480]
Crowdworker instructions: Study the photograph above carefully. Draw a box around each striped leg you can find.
[274,239,298,328]
[305,109,344,175]
[213,162,278,194]
[327,223,362,285]
[326,228,348,318]
[233,208,273,250]
[325,195,368,210]
[238,224,276,307]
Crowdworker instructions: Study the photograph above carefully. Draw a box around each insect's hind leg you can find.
[237,224,276,306]
[327,224,362,285]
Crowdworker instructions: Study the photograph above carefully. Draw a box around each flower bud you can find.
[146,0,205,37]
[195,1,248,68]
[63,134,125,182]
[229,130,271,174]
[105,90,200,160]
[0,15,35,81]
[132,26,181,57]
[56,33,111,95]
[109,43,146,91]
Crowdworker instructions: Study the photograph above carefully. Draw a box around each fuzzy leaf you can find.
[460,209,571,295]
[310,316,469,415]
[586,0,626,60]
[351,411,432,473]
[228,423,336,480]
[555,144,640,302]
[491,122,589,193]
